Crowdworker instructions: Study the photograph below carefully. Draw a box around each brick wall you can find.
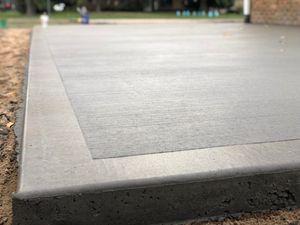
[251,0,300,25]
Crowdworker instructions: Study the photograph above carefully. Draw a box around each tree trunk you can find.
[151,0,154,11]
[25,0,35,16]
[200,0,208,11]
[96,0,101,12]
[143,0,152,12]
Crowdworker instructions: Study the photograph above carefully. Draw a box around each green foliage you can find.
[15,0,26,13]
[15,0,77,14]
[33,0,46,11]
[15,0,236,14]
[76,0,87,7]
[209,0,235,8]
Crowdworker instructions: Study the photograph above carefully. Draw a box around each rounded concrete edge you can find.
[14,31,32,161]
[13,169,300,225]
[14,160,300,200]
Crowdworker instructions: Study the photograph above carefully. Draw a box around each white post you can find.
[243,0,251,23]
[40,13,49,28]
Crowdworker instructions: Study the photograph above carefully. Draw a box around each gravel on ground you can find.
[189,209,300,225]
[0,29,30,225]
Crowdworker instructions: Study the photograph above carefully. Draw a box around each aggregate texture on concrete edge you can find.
[14,25,300,225]
[13,171,300,225]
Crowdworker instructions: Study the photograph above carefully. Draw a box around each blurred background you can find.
[0,0,242,15]
[1,0,299,29]
[0,0,243,28]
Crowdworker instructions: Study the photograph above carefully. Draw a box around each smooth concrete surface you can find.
[14,24,300,225]
[35,24,300,159]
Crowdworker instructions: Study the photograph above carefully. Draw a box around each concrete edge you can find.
[13,170,300,225]
[13,159,300,200]
[14,30,32,158]
[14,28,35,195]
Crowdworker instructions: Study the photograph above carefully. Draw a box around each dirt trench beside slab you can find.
[0,29,30,225]
[189,209,300,225]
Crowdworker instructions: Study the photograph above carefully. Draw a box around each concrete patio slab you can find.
[14,24,300,225]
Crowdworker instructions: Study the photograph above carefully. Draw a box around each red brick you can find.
[251,0,300,25]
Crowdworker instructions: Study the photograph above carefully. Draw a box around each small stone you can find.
[6,121,14,128]
[0,127,9,135]
[0,217,8,225]
[217,216,225,222]
[9,105,16,112]
[0,114,9,125]
[289,221,299,225]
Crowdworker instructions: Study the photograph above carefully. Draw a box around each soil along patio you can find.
[13,24,300,225]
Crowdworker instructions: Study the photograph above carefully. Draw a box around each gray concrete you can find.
[14,24,300,225]
[36,24,300,159]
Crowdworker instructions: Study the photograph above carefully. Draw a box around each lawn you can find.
[1,10,243,19]
[0,10,243,28]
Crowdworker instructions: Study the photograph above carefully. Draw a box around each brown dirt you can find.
[0,28,299,225]
[0,29,30,225]
[189,209,300,225]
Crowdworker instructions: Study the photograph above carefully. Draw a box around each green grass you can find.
[0,10,24,19]
[0,10,242,28]
[90,11,242,19]
[0,10,242,19]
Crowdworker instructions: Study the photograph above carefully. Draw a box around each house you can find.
[250,0,300,26]
[0,0,13,9]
